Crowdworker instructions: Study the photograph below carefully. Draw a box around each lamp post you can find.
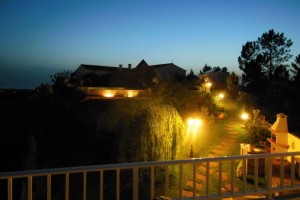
[187,118,202,158]
[241,112,249,128]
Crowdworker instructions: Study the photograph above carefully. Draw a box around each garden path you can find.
[181,97,241,197]
[180,98,300,199]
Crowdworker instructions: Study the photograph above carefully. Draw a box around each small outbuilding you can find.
[267,113,290,153]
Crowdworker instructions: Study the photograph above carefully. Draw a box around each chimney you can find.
[119,64,122,69]
[271,113,288,133]
[128,64,132,69]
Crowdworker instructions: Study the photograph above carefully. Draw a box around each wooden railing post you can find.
[266,157,273,199]
[133,168,139,200]
[8,177,12,200]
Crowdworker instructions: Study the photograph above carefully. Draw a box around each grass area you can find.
[179,118,230,159]
[168,116,231,195]
[167,98,261,198]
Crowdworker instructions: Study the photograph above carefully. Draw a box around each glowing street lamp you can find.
[241,112,249,128]
[218,93,224,99]
[241,112,249,120]
[204,81,212,92]
[187,117,202,158]
[205,81,212,89]
[206,82,212,88]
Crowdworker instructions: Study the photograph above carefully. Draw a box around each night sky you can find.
[1,0,300,89]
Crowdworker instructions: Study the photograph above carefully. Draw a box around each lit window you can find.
[127,91,134,97]
[104,91,114,97]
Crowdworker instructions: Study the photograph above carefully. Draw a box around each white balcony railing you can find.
[1,152,300,200]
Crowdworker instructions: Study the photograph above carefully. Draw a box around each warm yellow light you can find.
[218,93,224,99]
[187,117,202,158]
[188,118,201,126]
[241,113,249,120]
[127,91,134,97]
[187,117,202,138]
[206,82,212,88]
[104,91,114,97]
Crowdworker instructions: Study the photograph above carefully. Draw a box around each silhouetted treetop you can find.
[258,29,293,78]
[238,29,293,85]
[291,54,300,87]
[199,64,212,75]
[50,70,72,95]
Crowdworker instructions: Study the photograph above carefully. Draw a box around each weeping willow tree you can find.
[96,99,186,163]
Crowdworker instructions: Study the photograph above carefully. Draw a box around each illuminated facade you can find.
[79,87,147,98]
[72,59,186,99]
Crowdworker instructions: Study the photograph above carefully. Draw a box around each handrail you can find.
[1,152,299,178]
[1,151,300,200]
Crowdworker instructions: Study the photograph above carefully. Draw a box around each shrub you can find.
[96,100,186,163]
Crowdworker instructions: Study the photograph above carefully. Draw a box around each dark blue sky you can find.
[1,0,300,89]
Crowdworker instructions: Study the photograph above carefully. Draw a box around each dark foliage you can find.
[243,110,270,147]
[199,64,212,75]
[239,29,293,86]
[291,54,300,87]
[50,70,72,95]
[238,30,300,134]
[226,72,240,99]
[186,69,199,85]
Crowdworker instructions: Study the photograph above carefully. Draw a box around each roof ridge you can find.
[81,64,116,68]
[80,64,125,71]
[150,63,173,67]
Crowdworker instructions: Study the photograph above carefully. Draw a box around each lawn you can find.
[166,98,256,198]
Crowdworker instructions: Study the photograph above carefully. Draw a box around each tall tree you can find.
[273,64,290,80]
[291,54,300,87]
[258,29,293,79]
[239,29,293,84]
[238,41,265,85]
